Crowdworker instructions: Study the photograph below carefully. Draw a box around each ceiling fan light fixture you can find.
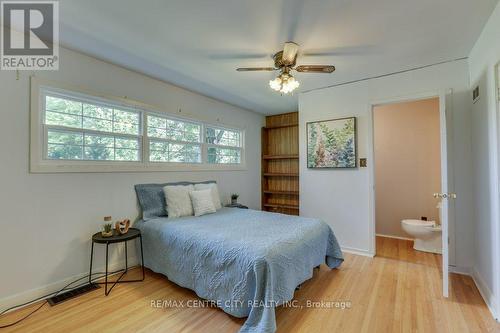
[269,72,300,94]
[269,76,282,91]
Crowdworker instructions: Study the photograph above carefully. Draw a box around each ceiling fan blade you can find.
[282,42,299,65]
[295,65,336,73]
[236,67,276,72]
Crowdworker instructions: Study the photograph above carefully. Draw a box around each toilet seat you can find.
[402,219,435,227]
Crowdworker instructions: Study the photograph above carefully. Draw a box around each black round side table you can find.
[89,228,145,296]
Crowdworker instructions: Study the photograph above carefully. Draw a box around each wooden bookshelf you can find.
[261,112,299,216]
[263,203,299,210]
[263,154,299,160]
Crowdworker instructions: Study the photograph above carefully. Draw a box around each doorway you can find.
[369,92,453,297]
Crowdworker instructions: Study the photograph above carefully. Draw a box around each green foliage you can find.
[103,223,112,233]
[307,118,356,168]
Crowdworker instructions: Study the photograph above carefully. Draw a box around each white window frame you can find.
[30,77,246,173]
[145,111,203,164]
[43,90,143,163]
[205,124,244,165]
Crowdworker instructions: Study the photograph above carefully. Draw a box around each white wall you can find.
[468,0,500,319]
[299,59,473,268]
[0,47,264,307]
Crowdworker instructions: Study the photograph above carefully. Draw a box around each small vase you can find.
[101,230,113,238]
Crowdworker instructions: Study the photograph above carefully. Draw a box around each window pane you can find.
[83,117,113,132]
[148,115,166,129]
[113,121,139,135]
[207,147,241,164]
[206,127,240,147]
[47,144,83,160]
[84,146,114,160]
[46,95,140,136]
[84,134,114,147]
[115,148,139,161]
[43,92,143,163]
[149,140,201,163]
[114,109,139,124]
[116,137,139,149]
[46,96,82,115]
[147,115,200,142]
[83,104,113,120]
[45,111,82,128]
[47,130,83,145]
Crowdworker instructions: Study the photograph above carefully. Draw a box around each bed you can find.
[134,183,343,333]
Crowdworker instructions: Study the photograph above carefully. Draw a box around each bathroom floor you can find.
[376,235,442,268]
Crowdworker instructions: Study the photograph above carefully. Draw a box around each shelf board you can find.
[263,203,300,210]
[263,154,299,160]
[263,124,298,130]
[263,190,299,195]
[263,173,299,177]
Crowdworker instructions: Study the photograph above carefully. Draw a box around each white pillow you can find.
[190,189,216,217]
[194,183,222,210]
[163,184,194,218]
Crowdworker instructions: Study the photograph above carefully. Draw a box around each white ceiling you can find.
[59,0,498,114]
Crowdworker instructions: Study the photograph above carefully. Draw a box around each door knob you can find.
[433,193,457,199]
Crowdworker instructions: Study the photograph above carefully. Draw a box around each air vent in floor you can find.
[48,283,100,306]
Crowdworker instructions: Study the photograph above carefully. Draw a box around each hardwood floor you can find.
[1,236,498,332]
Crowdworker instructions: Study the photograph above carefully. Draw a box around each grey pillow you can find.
[135,180,216,221]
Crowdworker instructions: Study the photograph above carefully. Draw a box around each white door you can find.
[435,91,456,298]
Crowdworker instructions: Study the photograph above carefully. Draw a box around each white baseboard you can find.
[448,265,471,276]
[342,246,375,257]
[472,267,499,321]
[376,233,414,241]
[0,256,138,314]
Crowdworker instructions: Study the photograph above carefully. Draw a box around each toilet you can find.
[401,219,442,254]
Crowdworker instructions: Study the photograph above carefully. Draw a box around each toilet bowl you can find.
[401,219,442,254]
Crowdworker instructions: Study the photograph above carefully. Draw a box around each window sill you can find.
[30,161,247,173]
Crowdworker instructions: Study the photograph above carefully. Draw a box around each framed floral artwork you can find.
[307,117,357,168]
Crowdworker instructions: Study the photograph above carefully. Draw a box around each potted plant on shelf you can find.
[231,193,239,205]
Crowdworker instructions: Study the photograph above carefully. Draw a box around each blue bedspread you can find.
[135,208,343,333]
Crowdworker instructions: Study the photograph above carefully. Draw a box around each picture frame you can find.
[306,117,357,168]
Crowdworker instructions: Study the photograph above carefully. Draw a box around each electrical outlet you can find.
[359,158,367,167]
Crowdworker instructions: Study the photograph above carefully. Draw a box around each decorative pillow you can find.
[135,181,216,220]
[190,189,216,217]
[163,184,194,218]
[194,183,222,210]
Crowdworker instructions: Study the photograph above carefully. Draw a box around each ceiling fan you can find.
[236,42,336,94]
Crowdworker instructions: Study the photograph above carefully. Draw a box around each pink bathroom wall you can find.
[374,98,441,238]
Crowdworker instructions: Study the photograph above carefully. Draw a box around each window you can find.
[32,82,245,172]
[147,114,201,163]
[205,126,242,164]
[44,94,141,161]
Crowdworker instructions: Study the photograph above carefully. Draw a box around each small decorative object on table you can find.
[230,193,239,205]
[101,216,114,238]
[115,219,130,235]
[225,203,248,209]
